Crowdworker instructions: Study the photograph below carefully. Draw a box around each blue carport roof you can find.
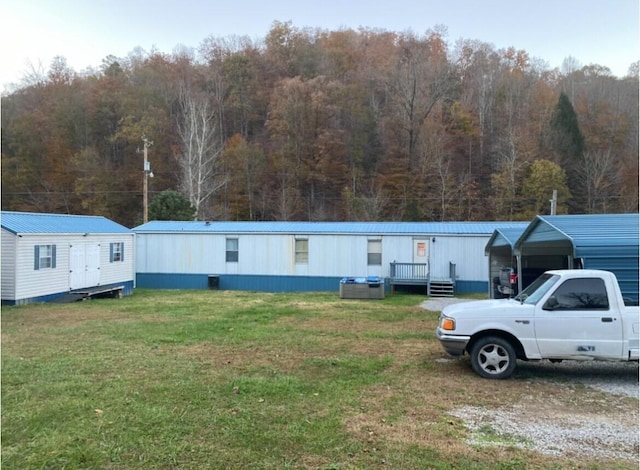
[1,211,132,235]
[514,214,639,256]
[484,225,529,253]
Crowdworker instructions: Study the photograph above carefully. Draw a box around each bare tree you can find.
[580,149,619,213]
[177,83,227,220]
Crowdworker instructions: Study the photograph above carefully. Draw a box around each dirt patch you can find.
[344,361,639,465]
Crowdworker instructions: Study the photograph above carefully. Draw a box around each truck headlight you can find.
[440,316,455,331]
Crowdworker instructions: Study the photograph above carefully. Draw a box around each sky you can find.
[1,0,638,92]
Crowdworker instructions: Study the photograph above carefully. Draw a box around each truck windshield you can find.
[514,274,559,305]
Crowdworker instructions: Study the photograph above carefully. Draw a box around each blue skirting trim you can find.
[454,280,489,295]
[136,273,348,292]
[136,273,488,295]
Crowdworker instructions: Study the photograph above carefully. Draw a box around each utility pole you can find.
[142,136,153,223]
[550,189,557,215]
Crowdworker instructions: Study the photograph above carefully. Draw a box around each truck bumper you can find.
[435,328,470,356]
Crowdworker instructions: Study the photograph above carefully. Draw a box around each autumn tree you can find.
[265,76,348,220]
[218,134,266,220]
[385,30,452,171]
[2,24,637,224]
[176,81,227,220]
[521,159,571,219]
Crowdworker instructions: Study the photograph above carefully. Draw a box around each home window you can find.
[226,238,239,262]
[295,238,308,263]
[34,244,56,270]
[367,239,382,266]
[110,242,124,262]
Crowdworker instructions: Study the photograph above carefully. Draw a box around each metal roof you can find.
[1,211,132,235]
[132,220,527,236]
[483,225,529,253]
[514,214,639,301]
[514,214,639,254]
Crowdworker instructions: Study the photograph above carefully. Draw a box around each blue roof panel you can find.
[514,214,639,301]
[517,214,639,250]
[484,225,529,252]
[133,220,527,235]
[1,211,132,235]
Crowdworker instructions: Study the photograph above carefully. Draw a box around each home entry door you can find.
[69,243,101,290]
[413,239,429,278]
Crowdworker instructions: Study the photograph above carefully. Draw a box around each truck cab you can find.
[436,269,640,379]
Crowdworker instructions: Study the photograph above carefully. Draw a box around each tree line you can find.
[2,21,638,227]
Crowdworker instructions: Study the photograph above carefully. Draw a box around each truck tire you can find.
[470,336,517,379]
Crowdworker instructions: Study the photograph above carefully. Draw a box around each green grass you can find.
[2,290,637,469]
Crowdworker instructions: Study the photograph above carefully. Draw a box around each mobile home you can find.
[133,221,525,295]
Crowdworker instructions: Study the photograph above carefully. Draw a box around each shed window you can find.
[367,239,382,266]
[110,242,124,262]
[226,238,239,262]
[35,244,56,270]
[295,238,308,264]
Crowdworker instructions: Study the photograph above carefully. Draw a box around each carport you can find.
[513,214,639,303]
[484,225,528,297]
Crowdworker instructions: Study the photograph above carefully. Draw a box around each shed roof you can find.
[514,214,639,256]
[133,220,526,236]
[1,211,132,235]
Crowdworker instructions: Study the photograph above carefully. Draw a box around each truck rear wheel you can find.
[470,336,517,379]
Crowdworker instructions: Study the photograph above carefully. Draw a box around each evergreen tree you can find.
[148,190,196,221]
[550,92,586,212]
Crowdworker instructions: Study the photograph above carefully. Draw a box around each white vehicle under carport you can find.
[436,269,640,379]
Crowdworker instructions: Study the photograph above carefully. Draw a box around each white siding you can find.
[15,234,70,300]
[99,235,135,285]
[1,229,17,300]
[429,235,489,281]
[135,232,492,280]
[4,233,134,302]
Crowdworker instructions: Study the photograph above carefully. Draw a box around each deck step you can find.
[428,280,455,297]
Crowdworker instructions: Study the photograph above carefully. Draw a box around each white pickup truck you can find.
[436,269,639,379]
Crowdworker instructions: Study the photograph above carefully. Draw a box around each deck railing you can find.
[389,262,429,284]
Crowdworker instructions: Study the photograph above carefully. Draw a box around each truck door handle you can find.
[601,317,614,322]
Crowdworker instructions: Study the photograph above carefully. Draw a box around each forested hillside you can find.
[2,22,638,227]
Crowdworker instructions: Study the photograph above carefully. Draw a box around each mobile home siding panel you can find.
[429,235,489,281]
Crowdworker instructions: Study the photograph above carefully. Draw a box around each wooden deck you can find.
[389,262,429,286]
[51,285,124,303]
[389,262,456,297]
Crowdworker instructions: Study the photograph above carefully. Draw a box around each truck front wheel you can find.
[469,336,517,379]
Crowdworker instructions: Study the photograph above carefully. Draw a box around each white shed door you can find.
[70,243,101,289]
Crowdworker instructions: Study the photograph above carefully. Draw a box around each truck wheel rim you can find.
[478,344,510,374]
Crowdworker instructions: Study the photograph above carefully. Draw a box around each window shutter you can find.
[51,245,56,268]
[110,243,114,263]
[34,246,40,270]
[121,243,124,262]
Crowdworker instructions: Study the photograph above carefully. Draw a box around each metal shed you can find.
[133,220,525,295]
[513,214,639,303]
[1,211,135,305]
